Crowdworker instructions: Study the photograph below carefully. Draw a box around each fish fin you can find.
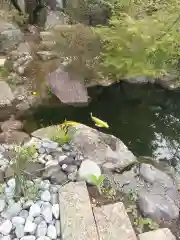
[95,124,103,127]
[90,112,93,117]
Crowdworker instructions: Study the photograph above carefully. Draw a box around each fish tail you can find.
[90,112,93,117]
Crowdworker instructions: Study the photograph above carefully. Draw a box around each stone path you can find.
[59,181,176,240]
[59,181,137,240]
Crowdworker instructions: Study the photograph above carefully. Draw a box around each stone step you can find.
[138,228,176,240]
[93,202,137,240]
[59,181,99,240]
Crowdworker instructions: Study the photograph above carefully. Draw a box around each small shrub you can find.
[53,23,102,83]
[134,217,159,232]
[88,174,105,194]
[11,145,37,199]
[51,127,71,146]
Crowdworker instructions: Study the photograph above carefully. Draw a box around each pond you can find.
[23,82,180,169]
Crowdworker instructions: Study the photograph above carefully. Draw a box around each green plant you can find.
[88,174,105,194]
[53,23,101,83]
[51,127,71,146]
[24,182,40,201]
[11,145,37,199]
[128,189,138,202]
[94,0,180,80]
[134,217,159,232]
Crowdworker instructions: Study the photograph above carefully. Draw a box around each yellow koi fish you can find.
[58,120,80,134]
[90,113,109,129]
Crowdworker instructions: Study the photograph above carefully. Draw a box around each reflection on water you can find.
[24,82,180,166]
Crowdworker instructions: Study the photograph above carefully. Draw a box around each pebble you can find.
[55,220,61,237]
[29,204,41,217]
[34,216,44,225]
[52,204,59,219]
[0,158,9,166]
[6,202,22,218]
[0,145,5,153]
[24,220,37,233]
[51,193,58,205]
[5,187,14,199]
[42,141,58,149]
[50,185,58,193]
[1,236,11,240]
[37,237,51,240]
[0,199,6,212]
[0,220,12,235]
[41,206,52,223]
[12,216,25,225]
[41,190,51,202]
[7,178,16,189]
[23,200,34,209]
[36,221,47,237]
[19,210,29,219]
[58,155,67,163]
[15,224,25,238]
[40,180,50,190]
[77,160,101,184]
[62,144,71,151]
[45,155,53,162]
[38,147,46,154]
[47,224,57,239]
[20,236,36,240]
[61,164,68,170]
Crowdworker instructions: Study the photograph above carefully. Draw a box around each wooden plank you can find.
[93,202,137,240]
[59,181,99,240]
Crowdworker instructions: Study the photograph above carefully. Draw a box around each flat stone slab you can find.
[138,228,176,240]
[0,81,14,105]
[93,202,137,240]
[59,181,99,240]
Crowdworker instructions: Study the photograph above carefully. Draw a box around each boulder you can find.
[32,124,137,171]
[0,131,30,144]
[1,117,23,132]
[110,163,180,223]
[69,125,137,171]
[0,21,24,53]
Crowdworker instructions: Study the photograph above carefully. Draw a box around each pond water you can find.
[24,82,180,168]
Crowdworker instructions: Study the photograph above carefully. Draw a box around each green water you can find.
[24,82,180,166]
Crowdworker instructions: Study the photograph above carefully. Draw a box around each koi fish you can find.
[58,120,80,134]
[90,113,109,129]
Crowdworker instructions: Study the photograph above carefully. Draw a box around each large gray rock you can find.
[0,21,24,53]
[70,125,137,171]
[32,124,137,171]
[110,163,180,223]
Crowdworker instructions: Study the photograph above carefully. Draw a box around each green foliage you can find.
[134,217,159,231]
[51,127,71,146]
[88,174,105,194]
[11,145,37,199]
[53,23,101,83]
[128,189,138,202]
[94,0,180,80]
